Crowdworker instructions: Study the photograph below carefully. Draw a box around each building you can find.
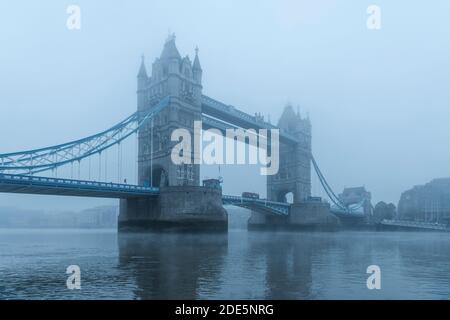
[398,178,450,223]
[338,186,373,217]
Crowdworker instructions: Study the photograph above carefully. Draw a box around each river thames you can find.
[1,225,450,300]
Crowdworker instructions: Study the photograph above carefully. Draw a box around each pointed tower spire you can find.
[138,54,148,78]
[192,46,202,84]
[193,46,202,71]
[161,33,181,61]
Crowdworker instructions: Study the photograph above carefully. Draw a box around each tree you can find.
[373,201,396,223]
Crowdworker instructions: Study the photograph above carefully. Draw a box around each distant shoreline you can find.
[0,205,118,229]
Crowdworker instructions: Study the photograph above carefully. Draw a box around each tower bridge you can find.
[0,35,367,231]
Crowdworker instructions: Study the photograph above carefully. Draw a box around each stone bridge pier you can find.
[247,201,339,231]
[118,186,228,232]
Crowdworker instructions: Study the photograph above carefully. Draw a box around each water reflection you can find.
[2,229,450,299]
[117,230,450,299]
[117,231,334,299]
[246,232,314,299]
[118,232,228,299]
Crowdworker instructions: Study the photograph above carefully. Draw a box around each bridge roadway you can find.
[0,173,159,199]
[222,195,290,215]
[0,173,290,215]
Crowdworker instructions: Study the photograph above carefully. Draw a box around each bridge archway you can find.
[145,166,169,188]
[277,190,294,204]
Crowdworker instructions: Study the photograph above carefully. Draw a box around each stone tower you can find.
[137,34,203,187]
[266,104,312,203]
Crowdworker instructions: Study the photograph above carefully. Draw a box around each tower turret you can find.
[192,46,203,84]
[156,33,182,96]
[137,55,148,110]
[267,103,312,203]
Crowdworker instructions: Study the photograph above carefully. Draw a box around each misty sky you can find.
[1,0,449,211]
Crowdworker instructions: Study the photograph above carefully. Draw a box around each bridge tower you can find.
[267,104,312,203]
[137,34,203,187]
[119,35,226,232]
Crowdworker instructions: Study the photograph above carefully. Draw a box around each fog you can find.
[1,0,449,211]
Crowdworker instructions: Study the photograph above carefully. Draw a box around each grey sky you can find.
[1,0,449,211]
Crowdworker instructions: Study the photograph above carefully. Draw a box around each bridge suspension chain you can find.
[311,155,363,213]
[0,97,170,175]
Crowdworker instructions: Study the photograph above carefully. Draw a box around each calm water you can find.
[1,226,450,299]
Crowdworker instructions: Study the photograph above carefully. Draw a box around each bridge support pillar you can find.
[247,201,339,231]
[288,201,339,231]
[118,186,228,232]
[247,210,288,230]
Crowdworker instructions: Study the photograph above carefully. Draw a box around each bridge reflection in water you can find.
[116,228,450,300]
[2,228,450,299]
[118,232,228,299]
[117,228,318,299]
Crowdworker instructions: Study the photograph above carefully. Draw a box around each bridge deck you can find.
[0,174,291,216]
[223,195,290,215]
[0,174,159,199]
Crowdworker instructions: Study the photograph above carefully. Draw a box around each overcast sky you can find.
[0,0,449,211]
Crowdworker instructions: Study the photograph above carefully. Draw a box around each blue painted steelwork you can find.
[311,155,365,215]
[0,97,170,174]
[202,115,270,143]
[222,195,290,216]
[201,95,300,144]
[0,92,355,217]
[331,205,366,217]
[0,173,159,198]
[0,172,289,215]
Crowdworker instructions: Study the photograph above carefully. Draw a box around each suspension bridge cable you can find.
[311,155,366,214]
[150,117,153,187]
[135,132,138,184]
[99,151,102,181]
[105,149,108,182]
[311,155,347,210]
[0,96,170,174]
[311,156,341,203]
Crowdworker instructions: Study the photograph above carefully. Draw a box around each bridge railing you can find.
[222,195,290,206]
[202,95,257,124]
[0,173,160,194]
[222,195,290,215]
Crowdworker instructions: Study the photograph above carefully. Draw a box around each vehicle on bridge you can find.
[242,192,260,200]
